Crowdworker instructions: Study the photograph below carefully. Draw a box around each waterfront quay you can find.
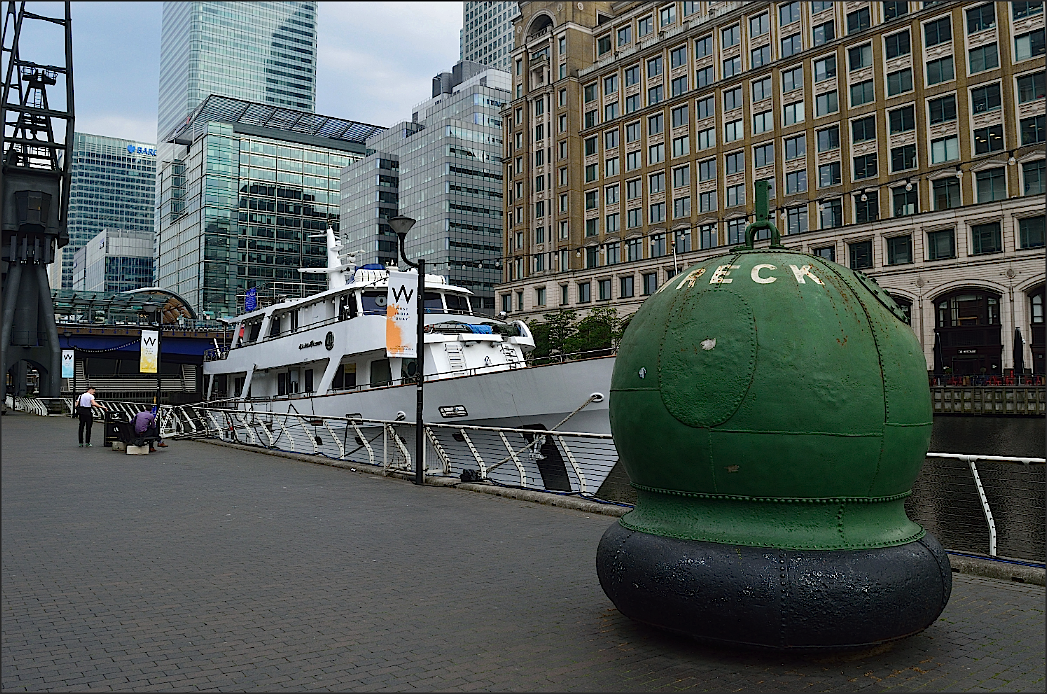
[2,413,1044,692]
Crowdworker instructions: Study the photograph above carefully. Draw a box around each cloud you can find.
[315,1,464,126]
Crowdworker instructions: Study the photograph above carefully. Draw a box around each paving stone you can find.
[2,412,1045,692]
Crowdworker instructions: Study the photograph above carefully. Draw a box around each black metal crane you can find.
[0,1,73,402]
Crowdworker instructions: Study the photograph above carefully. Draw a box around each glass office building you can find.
[60,133,157,290]
[157,1,318,143]
[71,229,155,293]
[341,62,509,312]
[461,1,519,72]
[156,95,382,318]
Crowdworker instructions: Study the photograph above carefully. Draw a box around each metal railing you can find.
[7,396,1044,561]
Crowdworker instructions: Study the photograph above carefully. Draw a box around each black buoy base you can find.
[597,522,952,651]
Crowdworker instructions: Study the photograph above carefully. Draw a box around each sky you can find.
[15,1,465,145]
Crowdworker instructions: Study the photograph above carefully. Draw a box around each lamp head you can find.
[388,215,416,240]
[905,180,913,192]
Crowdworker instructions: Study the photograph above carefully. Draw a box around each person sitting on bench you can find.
[133,407,168,452]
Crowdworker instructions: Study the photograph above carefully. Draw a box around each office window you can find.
[851,115,876,143]
[928,94,957,124]
[966,3,995,34]
[604,102,619,121]
[927,56,954,85]
[1018,72,1046,103]
[891,144,917,172]
[817,125,840,151]
[754,142,774,167]
[884,0,908,21]
[501,294,512,313]
[971,221,1002,255]
[671,75,688,98]
[813,20,835,46]
[849,240,873,269]
[932,177,960,209]
[886,235,912,265]
[924,17,952,47]
[605,184,620,205]
[699,158,716,181]
[605,157,620,177]
[604,74,618,95]
[578,281,591,302]
[1014,2,1045,19]
[1021,115,1047,145]
[1019,216,1046,249]
[534,252,546,272]
[673,196,691,218]
[973,124,1004,154]
[785,133,806,159]
[780,1,801,25]
[584,83,598,103]
[885,30,911,59]
[638,15,653,37]
[619,275,634,297]
[649,171,666,194]
[672,135,689,158]
[699,223,718,249]
[893,186,918,216]
[671,105,688,129]
[722,24,740,47]
[585,218,598,237]
[647,85,663,106]
[695,35,713,58]
[782,33,803,58]
[560,284,569,305]
[849,44,873,70]
[814,245,836,261]
[606,242,620,265]
[625,121,641,143]
[887,68,913,96]
[598,34,612,55]
[670,45,688,69]
[786,169,807,194]
[535,287,546,306]
[697,128,715,150]
[816,90,839,116]
[650,233,667,257]
[674,229,692,253]
[847,8,871,34]
[727,218,746,244]
[815,55,837,82]
[649,143,665,164]
[1024,159,1046,195]
[559,168,568,186]
[660,4,676,26]
[695,66,714,88]
[976,167,1006,202]
[516,291,524,311]
[751,12,770,37]
[624,94,640,115]
[723,56,741,78]
[821,198,843,228]
[725,119,744,142]
[648,113,664,135]
[627,207,643,227]
[649,202,666,223]
[754,110,773,134]
[585,136,598,156]
[971,84,1002,114]
[786,205,808,234]
[931,136,959,163]
[559,89,567,106]
[854,191,879,223]
[850,80,875,106]
[889,105,916,133]
[585,163,598,182]
[625,65,640,86]
[819,161,842,187]
[605,129,619,150]
[605,212,620,234]
[672,165,690,188]
[699,190,717,212]
[642,272,658,295]
[626,151,641,171]
[784,101,804,125]
[752,45,772,68]
[696,95,714,120]
[726,183,744,207]
[724,86,742,111]
[618,25,632,46]
[853,153,878,180]
[647,56,663,79]
[782,66,803,93]
[926,228,955,260]
[969,44,999,74]
[752,76,772,102]
[811,0,834,12]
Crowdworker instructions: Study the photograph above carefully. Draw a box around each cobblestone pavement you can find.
[3,412,1044,692]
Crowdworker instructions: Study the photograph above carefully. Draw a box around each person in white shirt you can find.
[76,387,107,447]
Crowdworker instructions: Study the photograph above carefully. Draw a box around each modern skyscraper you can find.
[156,95,382,318]
[499,1,1045,375]
[341,61,509,313]
[461,1,519,73]
[157,1,318,143]
[71,229,154,293]
[59,133,157,290]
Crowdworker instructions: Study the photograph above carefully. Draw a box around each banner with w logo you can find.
[140,330,160,374]
[386,271,417,359]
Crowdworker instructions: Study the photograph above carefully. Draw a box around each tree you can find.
[567,306,625,355]
[527,309,577,358]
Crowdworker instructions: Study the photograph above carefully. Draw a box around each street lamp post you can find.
[390,215,424,486]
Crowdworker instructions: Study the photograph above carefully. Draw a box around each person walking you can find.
[76,387,108,447]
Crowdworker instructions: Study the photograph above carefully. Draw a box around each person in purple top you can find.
[133,406,168,452]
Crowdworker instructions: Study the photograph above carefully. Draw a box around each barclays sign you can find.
[127,144,157,156]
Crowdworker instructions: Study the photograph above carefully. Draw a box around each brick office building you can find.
[498,0,1045,374]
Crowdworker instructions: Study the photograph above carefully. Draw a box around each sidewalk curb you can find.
[196,438,1042,583]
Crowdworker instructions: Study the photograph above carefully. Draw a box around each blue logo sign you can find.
[127,144,157,156]
[245,287,257,312]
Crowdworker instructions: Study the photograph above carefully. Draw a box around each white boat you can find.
[202,229,615,437]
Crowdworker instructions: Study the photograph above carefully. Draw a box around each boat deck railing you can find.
[7,395,1043,564]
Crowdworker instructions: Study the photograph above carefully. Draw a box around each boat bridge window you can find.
[246,321,262,343]
[269,315,282,337]
[424,293,442,313]
[339,293,358,321]
[444,293,471,314]
[361,291,389,315]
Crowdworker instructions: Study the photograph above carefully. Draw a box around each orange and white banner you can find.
[385,271,417,359]
[140,330,159,374]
